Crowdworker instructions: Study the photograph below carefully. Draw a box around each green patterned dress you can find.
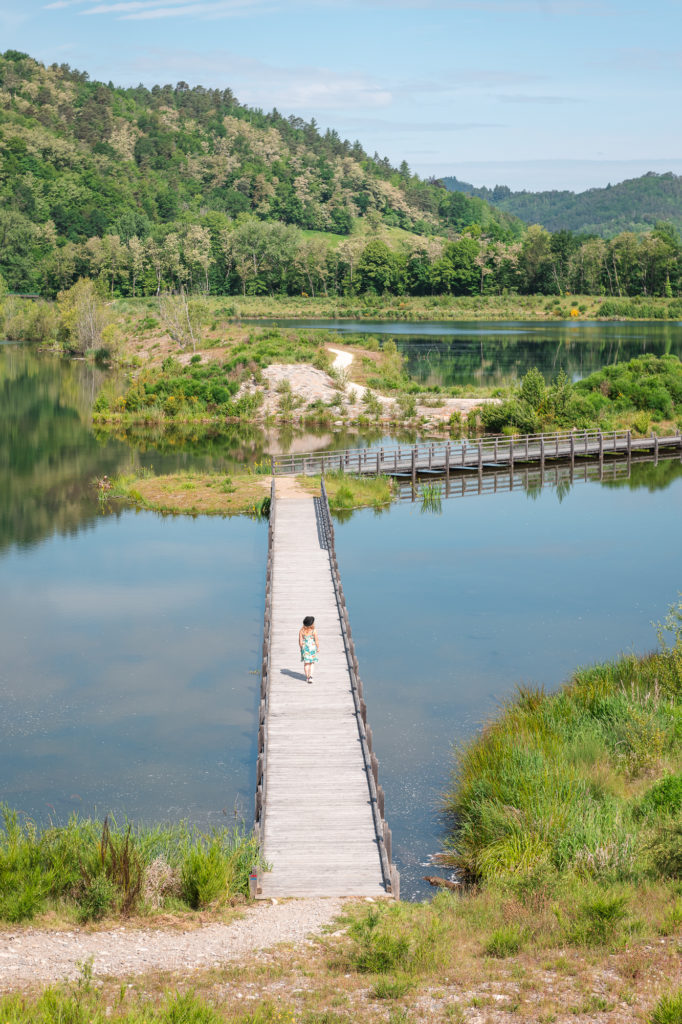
[300,629,319,664]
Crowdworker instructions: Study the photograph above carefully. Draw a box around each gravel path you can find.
[0,899,343,990]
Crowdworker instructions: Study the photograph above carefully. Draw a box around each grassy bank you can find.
[299,472,394,516]
[0,808,260,925]
[106,469,272,517]
[443,599,682,923]
[103,471,394,519]
[217,293,682,323]
[481,354,682,435]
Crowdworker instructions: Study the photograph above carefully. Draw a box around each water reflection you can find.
[334,460,682,898]
[0,512,265,826]
[247,318,682,387]
[2,341,682,904]
[0,347,383,551]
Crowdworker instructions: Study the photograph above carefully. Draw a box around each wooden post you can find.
[358,452,361,474]
[394,450,397,472]
[654,431,659,465]
[584,430,588,455]
[478,440,483,475]
[570,431,575,469]
[376,452,380,475]
[510,436,515,473]
[411,448,416,494]
[382,822,392,863]
[540,436,545,472]
[428,444,433,470]
[555,434,559,457]
[494,437,498,461]
[525,434,529,459]
[598,430,604,468]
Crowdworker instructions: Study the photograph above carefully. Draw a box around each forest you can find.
[443,171,682,238]
[1,52,682,301]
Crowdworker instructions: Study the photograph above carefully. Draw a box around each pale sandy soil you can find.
[0,899,343,990]
[237,345,497,426]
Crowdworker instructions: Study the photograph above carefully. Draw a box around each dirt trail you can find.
[0,899,343,990]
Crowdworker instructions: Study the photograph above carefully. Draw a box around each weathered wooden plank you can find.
[258,493,388,899]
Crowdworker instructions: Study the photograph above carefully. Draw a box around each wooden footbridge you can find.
[251,479,399,899]
[271,427,682,482]
[250,427,681,899]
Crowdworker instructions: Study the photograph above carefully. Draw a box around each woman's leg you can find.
[304,660,311,681]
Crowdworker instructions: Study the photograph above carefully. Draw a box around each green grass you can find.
[300,471,393,517]
[442,597,682,906]
[651,989,682,1024]
[0,988,290,1023]
[0,807,261,923]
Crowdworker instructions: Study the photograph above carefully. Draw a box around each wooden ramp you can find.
[254,483,397,899]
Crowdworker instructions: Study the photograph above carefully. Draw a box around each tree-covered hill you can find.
[0,51,520,294]
[442,172,682,238]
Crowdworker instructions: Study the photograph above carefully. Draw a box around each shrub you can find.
[371,974,415,999]
[638,774,682,819]
[485,924,524,958]
[566,891,629,946]
[76,873,117,922]
[650,989,682,1024]
[349,909,411,973]
[649,822,682,878]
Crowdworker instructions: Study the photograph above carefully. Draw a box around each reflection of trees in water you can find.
[396,324,682,388]
[601,458,682,493]
[2,347,401,551]
[0,348,124,551]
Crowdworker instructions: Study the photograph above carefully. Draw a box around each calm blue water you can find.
[335,464,682,896]
[0,511,265,826]
[247,318,682,386]
[2,340,682,900]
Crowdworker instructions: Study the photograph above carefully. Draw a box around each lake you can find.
[247,317,682,387]
[2,335,681,900]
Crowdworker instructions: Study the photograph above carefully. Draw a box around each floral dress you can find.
[300,628,319,664]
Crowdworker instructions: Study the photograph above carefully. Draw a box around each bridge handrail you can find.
[251,477,276,897]
[271,426,678,475]
[320,477,400,899]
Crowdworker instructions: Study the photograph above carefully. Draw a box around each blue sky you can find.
[2,0,681,191]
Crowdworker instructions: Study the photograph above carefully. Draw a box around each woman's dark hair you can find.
[303,615,315,627]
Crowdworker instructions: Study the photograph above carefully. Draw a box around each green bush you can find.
[649,822,682,878]
[650,989,682,1024]
[638,774,682,819]
[566,892,629,946]
[0,807,260,922]
[76,873,117,922]
[484,924,524,958]
[349,909,411,973]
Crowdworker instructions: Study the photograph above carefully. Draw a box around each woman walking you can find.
[299,615,320,683]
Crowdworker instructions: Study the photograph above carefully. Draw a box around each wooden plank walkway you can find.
[272,428,682,479]
[253,484,396,899]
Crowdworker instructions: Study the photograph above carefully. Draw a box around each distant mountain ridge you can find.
[441,171,682,237]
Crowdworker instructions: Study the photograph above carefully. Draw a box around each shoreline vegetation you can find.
[2,614,682,1021]
[91,344,682,443]
[0,810,261,926]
